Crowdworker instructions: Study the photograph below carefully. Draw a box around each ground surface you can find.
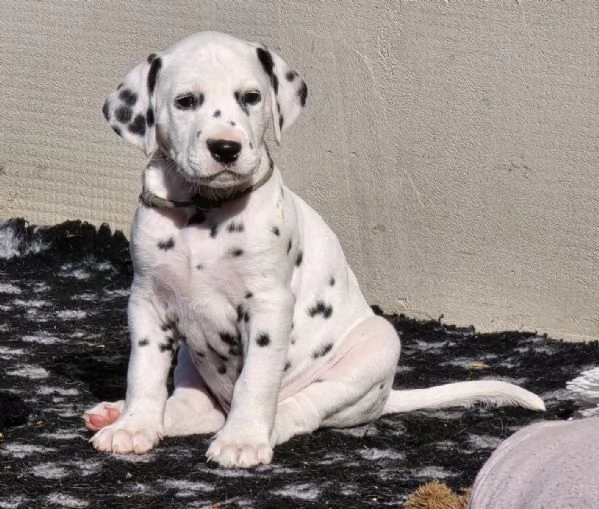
[1,219,597,508]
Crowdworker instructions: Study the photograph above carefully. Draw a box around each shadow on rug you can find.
[1,219,597,508]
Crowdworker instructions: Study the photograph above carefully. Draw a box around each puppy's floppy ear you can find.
[255,45,308,145]
[102,53,162,155]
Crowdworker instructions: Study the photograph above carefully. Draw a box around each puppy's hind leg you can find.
[163,342,226,437]
[272,316,400,445]
[84,344,226,437]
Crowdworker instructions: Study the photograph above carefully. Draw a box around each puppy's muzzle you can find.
[207,139,241,164]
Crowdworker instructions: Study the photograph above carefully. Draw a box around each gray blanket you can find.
[470,416,599,509]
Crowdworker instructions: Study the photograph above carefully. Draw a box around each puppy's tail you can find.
[382,381,545,414]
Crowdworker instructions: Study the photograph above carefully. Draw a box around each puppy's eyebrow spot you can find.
[157,237,175,251]
[213,110,221,118]
[228,247,244,258]
[229,121,236,126]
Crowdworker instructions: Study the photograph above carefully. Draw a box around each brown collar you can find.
[139,164,274,211]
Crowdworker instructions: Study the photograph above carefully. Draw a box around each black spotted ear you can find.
[102,53,162,155]
[256,45,308,144]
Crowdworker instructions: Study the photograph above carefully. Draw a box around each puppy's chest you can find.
[146,210,257,404]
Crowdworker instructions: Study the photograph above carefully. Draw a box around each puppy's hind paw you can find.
[83,400,125,432]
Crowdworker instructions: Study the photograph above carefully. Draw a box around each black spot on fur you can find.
[286,70,298,81]
[213,110,221,118]
[287,239,292,254]
[115,105,133,123]
[138,338,150,347]
[128,114,146,136]
[119,89,138,106]
[312,342,333,359]
[220,332,238,346]
[228,247,244,258]
[160,323,173,332]
[230,121,236,126]
[217,365,227,375]
[146,108,154,127]
[229,345,242,357]
[147,53,158,64]
[290,337,296,345]
[307,300,333,319]
[218,354,229,362]
[379,383,385,390]
[257,47,274,77]
[244,310,251,323]
[271,226,280,236]
[188,210,206,225]
[159,338,177,354]
[112,126,121,136]
[147,57,162,95]
[196,264,204,270]
[256,333,270,347]
[329,276,336,286]
[157,237,175,251]
[295,251,303,267]
[256,47,279,94]
[298,81,308,107]
[102,100,110,120]
[245,291,253,299]
[227,222,244,233]
[279,115,284,129]
[210,224,219,238]
[117,82,124,90]
[236,305,244,322]
[284,361,291,371]
[196,350,205,358]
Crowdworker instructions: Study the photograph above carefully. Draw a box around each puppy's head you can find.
[103,32,308,189]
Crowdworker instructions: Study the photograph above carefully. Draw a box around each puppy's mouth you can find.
[200,168,244,186]
[183,161,259,189]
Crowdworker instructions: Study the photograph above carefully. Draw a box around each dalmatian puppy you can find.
[83,31,544,468]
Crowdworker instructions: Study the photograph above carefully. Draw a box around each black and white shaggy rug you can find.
[1,218,598,508]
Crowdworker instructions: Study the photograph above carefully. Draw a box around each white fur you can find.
[85,31,544,468]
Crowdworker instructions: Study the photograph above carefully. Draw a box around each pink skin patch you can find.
[85,407,121,432]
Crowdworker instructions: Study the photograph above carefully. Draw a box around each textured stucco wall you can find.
[1,1,597,340]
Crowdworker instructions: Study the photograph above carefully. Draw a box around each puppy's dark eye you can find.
[242,91,261,105]
[175,94,202,110]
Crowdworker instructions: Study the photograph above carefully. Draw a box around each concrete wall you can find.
[1,1,597,341]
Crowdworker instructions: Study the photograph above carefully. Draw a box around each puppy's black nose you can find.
[207,139,241,164]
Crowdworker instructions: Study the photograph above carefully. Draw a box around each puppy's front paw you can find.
[206,428,273,468]
[90,417,163,454]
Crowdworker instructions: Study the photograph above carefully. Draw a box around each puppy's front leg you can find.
[90,284,172,454]
[206,287,293,468]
